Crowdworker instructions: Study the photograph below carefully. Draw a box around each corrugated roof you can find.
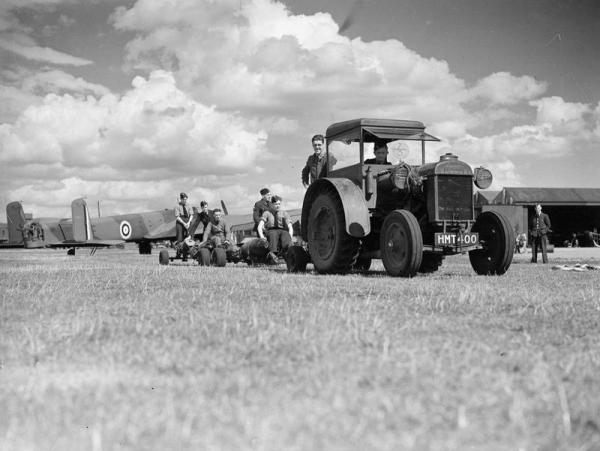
[474,190,500,205]
[493,187,600,205]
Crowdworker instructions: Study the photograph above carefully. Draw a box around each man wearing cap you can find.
[529,204,552,264]
[253,188,272,233]
[175,192,192,260]
[302,134,337,188]
[257,195,294,264]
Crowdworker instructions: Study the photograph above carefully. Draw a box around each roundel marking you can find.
[119,220,132,240]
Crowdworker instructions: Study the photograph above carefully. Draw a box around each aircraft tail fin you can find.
[6,201,26,245]
[72,198,94,241]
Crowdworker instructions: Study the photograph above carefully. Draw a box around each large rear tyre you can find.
[380,210,423,277]
[286,246,310,273]
[211,248,227,267]
[159,249,170,265]
[469,211,515,275]
[198,248,211,266]
[307,189,359,274]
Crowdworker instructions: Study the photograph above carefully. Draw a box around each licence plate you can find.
[434,232,479,246]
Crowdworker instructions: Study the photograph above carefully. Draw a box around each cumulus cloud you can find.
[3,0,600,217]
[450,96,600,187]
[1,70,269,209]
[530,96,591,134]
[111,0,467,124]
[468,72,548,106]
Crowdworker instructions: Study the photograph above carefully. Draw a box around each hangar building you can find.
[475,187,600,247]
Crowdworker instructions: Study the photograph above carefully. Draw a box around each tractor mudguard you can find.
[301,178,371,240]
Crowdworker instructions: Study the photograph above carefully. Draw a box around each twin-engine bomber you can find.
[288,118,515,276]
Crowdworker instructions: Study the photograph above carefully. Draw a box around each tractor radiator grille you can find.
[436,176,473,221]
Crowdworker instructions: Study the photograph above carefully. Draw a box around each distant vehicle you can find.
[290,118,515,276]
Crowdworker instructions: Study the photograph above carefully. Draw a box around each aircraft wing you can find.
[46,239,124,248]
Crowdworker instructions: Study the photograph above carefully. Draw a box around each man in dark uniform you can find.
[198,200,211,241]
[301,134,337,188]
[257,195,294,264]
[175,192,192,261]
[253,188,272,233]
[529,204,552,263]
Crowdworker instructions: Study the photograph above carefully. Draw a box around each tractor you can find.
[290,118,514,276]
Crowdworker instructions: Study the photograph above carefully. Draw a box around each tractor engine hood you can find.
[416,153,473,178]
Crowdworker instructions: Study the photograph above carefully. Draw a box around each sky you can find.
[1,0,599,219]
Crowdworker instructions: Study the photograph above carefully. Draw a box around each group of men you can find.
[173,187,295,264]
[174,193,230,261]
[253,188,294,264]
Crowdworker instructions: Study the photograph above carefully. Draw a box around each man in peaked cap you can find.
[253,188,272,234]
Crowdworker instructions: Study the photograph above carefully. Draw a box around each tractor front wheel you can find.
[469,211,515,275]
[380,210,423,277]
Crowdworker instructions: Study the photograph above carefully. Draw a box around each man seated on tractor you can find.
[257,195,294,264]
[364,140,392,165]
[198,208,232,249]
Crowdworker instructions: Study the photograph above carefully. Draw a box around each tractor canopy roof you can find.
[326,118,441,142]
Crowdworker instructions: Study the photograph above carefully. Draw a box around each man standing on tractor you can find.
[301,134,337,188]
[257,195,294,264]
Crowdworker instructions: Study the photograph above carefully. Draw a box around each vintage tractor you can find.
[294,118,514,277]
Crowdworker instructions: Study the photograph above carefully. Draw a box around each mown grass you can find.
[1,248,600,451]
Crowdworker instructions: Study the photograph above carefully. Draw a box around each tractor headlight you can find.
[473,167,492,189]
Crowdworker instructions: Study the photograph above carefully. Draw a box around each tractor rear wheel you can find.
[307,189,359,274]
[380,210,423,277]
[159,249,170,265]
[286,246,310,273]
[211,248,227,267]
[469,211,514,275]
[198,248,211,266]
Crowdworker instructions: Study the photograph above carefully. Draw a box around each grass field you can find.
[1,246,600,451]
